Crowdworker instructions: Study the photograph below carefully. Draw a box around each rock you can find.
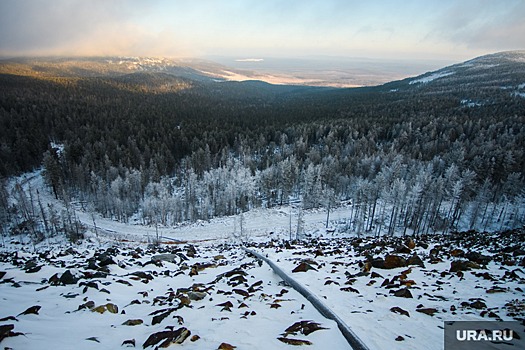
[60,270,78,285]
[92,303,118,314]
[340,286,359,293]
[470,300,487,309]
[216,301,234,311]
[450,260,480,272]
[392,288,413,298]
[292,262,317,273]
[486,286,507,294]
[0,271,6,279]
[190,335,200,342]
[78,301,95,311]
[0,324,14,337]
[396,245,412,254]
[371,271,383,279]
[416,308,438,316]
[143,327,191,348]
[186,245,197,258]
[395,336,405,341]
[233,289,250,298]
[86,259,99,270]
[277,338,312,346]
[450,249,465,257]
[370,258,385,269]
[150,307,178,325]
[465,251,491,265]
[98,255,116,267]
[0,323,24,343]
[390,306,410,317]
[122,319,143,326]
[406,238,416,250]
[17,305,41,316]
[121,339,135,347]
[284,320,328,336]
[130,271,154,281]
[408,254,425,268]
[188,291,207,301]
[384,255,407,269]
[151,254,178,263]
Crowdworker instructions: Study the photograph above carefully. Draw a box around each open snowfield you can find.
[1,172,525,349]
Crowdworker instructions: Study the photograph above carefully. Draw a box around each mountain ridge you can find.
[1,50,524,91]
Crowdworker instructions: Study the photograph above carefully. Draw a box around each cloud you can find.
[0,0,193,57]
[0,0,523,59]
[426,0,525,53]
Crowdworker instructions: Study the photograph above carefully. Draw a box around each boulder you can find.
[408,253,425,268]
[384,255,408,269]
[59,270,78,285]
[392,288,413,298]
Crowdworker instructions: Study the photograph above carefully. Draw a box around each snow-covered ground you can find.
[409,71,455,84]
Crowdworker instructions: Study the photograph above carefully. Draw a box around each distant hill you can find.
[382,50,525,99]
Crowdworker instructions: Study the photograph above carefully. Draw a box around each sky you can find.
[0,0,524,62]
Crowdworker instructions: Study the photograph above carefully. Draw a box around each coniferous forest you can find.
[1,53,525,242]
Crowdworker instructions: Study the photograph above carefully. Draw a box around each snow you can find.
[253,238,525,350]
[2,172,524,349]
[409,71,454,85]
[460,99,482,108]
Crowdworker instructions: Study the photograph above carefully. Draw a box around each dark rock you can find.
[60,270,78,285]
[371,271,383,279]
[395,336,405,341]
[465,251,491,265]
[86,259,99,270]
[513,248,525,257]
[384,255,407,269]
[122,319,143,326]
[408,253,425,268]
[48,273,60,286]
[284,320,327,336]
[292,262,317,273]
[396,245,412,254]
[98,256,116,267]
[406,238,416,250]
[450,249,465,257]
[188,291,207,301]
[17,305,41,316]
[121,339,135,347]
[390,306,410,317]
[277,338,312,346]
[416,308,438,316]
[470,300,487,309]
[370,258,385,269]
[152,254,178,263]
[450,260,480,272]
[143,327,191,348]
[392,288,413,298]
[340,286,359,293]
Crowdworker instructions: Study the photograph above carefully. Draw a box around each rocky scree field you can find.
[0,229,524,349]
